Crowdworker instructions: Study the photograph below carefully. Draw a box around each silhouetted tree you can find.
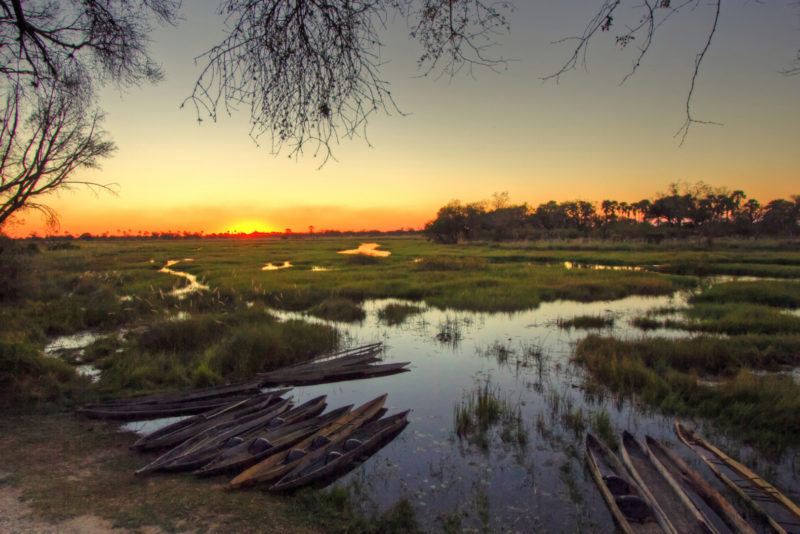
[0,81,115,228]
[0,0,179,230]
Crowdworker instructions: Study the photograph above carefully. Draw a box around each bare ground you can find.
[0,413,316,534]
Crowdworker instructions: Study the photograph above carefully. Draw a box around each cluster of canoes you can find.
[78,343,409,421]
[131,389,409,491]
[587,422,800,534]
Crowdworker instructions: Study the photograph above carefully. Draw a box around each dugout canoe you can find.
[675,422,800,534]
[585,433,673,534]
[270,410,409,492]
[134,396,292,475]
[259,361,410,387]
[229,393,388,488]
[158,395,328,473]
[193,404,353,477]
[621,431,718,534]
[131,390,290,451]
[645,436,756,534]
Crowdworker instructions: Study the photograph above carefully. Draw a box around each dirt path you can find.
[0,474,165,534]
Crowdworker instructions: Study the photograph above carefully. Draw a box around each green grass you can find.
[556,315,614,329]
[574,335,800,451]
[454,380,527,451]
[690,280,800,308]
[377,302,424,326]
[307,297,366,322]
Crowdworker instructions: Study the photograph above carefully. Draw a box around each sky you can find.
[5,1,800,237]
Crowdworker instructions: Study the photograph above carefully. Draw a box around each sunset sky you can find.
[5,1,799,237]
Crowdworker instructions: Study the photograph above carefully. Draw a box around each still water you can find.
[266,292,772,533]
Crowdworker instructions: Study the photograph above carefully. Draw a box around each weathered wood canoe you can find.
[135,397,293,475]
[79,393,265,420]
[88,380,265,407]
[270,409,409,492]
[258,361,410,387]
[675,422,800,534]
[193,404,354,477]
[157,395,328,473]
[621,431,718,534]
[645,436,756,534]
[256,343,409,386]
[131,390,290,451]
[585,433,672,534]
[229,393,388,489]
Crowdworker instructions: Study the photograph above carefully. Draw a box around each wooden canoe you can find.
[675,422,800,534]
[131,391,288,451]
[259,361,409,387]
[621,431,718,534]
[85,380,265,407]
[158,395,328,473]
[585,433,672,534]
[270,410,409,492]
[135,397,293,475]
[193,404,353,477]
[79,393,264,420]
[229,393,388,489]
[645,436,756,534]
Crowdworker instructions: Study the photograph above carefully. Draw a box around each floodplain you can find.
[1,235,800,532]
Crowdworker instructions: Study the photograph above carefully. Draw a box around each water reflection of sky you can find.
[268,293,761,533]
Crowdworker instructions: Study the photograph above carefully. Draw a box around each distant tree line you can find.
[424,185,800,244]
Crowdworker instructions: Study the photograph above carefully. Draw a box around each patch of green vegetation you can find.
[0,340,89,410]
[631,316,663,330]
[690,281,800,309]
[307,297,366,322]
[412,255,488,271]
[377,302,424,326]
[206,319,339,382]
[454,380,527,451]
[590,408,617,450]
[574,335,800,451]
[557,315,614,329]
[681,303,800,335]
[290,488,422,534]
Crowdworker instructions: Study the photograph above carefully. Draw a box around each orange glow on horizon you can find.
[221,219,277,235]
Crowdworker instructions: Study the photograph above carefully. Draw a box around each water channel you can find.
[254,291,798,533]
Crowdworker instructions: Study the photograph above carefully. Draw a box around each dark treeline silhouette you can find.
[13,228,420,242]
[424,184,800,244]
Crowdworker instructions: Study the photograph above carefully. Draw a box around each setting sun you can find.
[222,220,276,234]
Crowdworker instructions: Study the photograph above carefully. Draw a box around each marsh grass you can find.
[307,297,366,322]
[435,316,464,348]
[690,281,800,308]
[0,340,89,409]
[377,302,424,326]
[590,408,617,449]
[574,335,800,451]
[454,380,527,451]
[682,303,800,335]
[556,315,614,330]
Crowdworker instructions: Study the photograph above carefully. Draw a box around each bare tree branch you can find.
[184,0,512,164]
[0,79,116,229]
[544,0,729,142]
